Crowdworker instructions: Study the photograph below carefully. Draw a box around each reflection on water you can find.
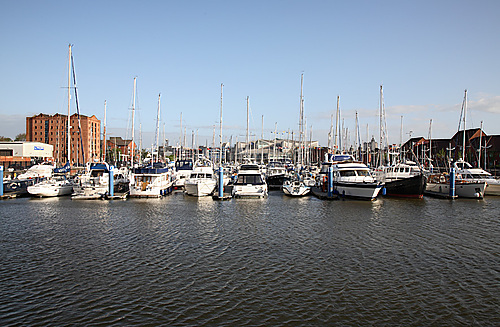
[0,194,499,326]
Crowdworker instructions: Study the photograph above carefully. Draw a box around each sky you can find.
[1,0,500,150]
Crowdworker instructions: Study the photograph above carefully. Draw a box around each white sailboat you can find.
[28,45,75,197]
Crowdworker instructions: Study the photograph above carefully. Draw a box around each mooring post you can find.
[218,167,224,198]
[109,166,114,197]
[0,166,4,197]
[449,167,456,198]
[327,165,333,198]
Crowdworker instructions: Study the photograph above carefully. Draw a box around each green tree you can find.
[15,133,26,141]
[0,136,13,142]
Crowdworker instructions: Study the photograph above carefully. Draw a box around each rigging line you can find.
[71,52,85,164]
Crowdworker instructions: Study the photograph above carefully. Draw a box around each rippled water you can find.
[1,193,499,326]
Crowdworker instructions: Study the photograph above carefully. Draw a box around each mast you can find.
[298,73,304,165]
[246,96,249,156]
[428,119,432,167]
[261,115,264,164]
[273,122,277,161]
[379,85,383,167]
[462,89,467,160]
[103,100,107,162]
[355,111,359,160]
[131,77,136,168]
[220,83,223,167]
[179,112,182,159]
[154,93,161,162]
[67,44,72,164]
[334,95,339,153]
[478,121,483,168]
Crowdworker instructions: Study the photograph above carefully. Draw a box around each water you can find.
[1,193,499,326]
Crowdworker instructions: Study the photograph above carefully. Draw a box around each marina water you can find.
[1,193,499,325]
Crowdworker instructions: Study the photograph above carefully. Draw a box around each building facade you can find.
[0,141,53,170]
[26,113,101,165]
[105,136,137,166]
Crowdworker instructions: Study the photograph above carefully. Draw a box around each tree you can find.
[0,136,13,142]
[15,133,26,141]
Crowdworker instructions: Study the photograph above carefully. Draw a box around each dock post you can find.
[109,166,114,197]
[327,166,333,198]
[0,166,3,197]
[218,167,224,198]
[449,167,455,198]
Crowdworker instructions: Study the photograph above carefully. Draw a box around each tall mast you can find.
[334,95,340,154]
[379,85,383,167]
[478,121,483,168]
[246,96,249,153]
[131,77,136,168]
[179,112,183,159]
[298,73,304,165]
[355,111,359,160]
[261,115,264,164]
[273,122,277,160]
[462,89,467,160]
[428,119,433,166]
[103,100,107,162]
[67,44,72,164]
[220,83,223,167]
[154,93,161,162]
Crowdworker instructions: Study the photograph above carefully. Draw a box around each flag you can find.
[469,129,486,141]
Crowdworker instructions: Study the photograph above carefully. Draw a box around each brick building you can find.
[26,113,101,165]
[106,136,137,165]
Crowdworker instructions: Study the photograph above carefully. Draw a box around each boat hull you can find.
[334,182,383,200]
[266,174,290,190]
[232,185,268,198]
[425,181,486,199]
[282,182,310,196]
[384,174,426,198]
[27,184,73,197]
[184,180,217,197]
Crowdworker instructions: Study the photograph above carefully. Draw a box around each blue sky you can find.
[1,0,499,149]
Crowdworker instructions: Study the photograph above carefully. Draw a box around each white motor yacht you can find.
[453,159,500,196]
[319,154,383,200]
[184,166,217,197]
[232,164,268,198]
[129,162,174,198]
[282,178,310,197]
[27,175,73,197]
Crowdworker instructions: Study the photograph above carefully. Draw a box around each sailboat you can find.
[129,93,174,197]
[425,90,487,199]
[28,45,76,197]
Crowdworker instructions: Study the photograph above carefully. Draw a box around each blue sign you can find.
[34,146,44,151]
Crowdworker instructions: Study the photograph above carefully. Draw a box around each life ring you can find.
[10,182,19,190]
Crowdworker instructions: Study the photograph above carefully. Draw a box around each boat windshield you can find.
[235,174,264,185]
